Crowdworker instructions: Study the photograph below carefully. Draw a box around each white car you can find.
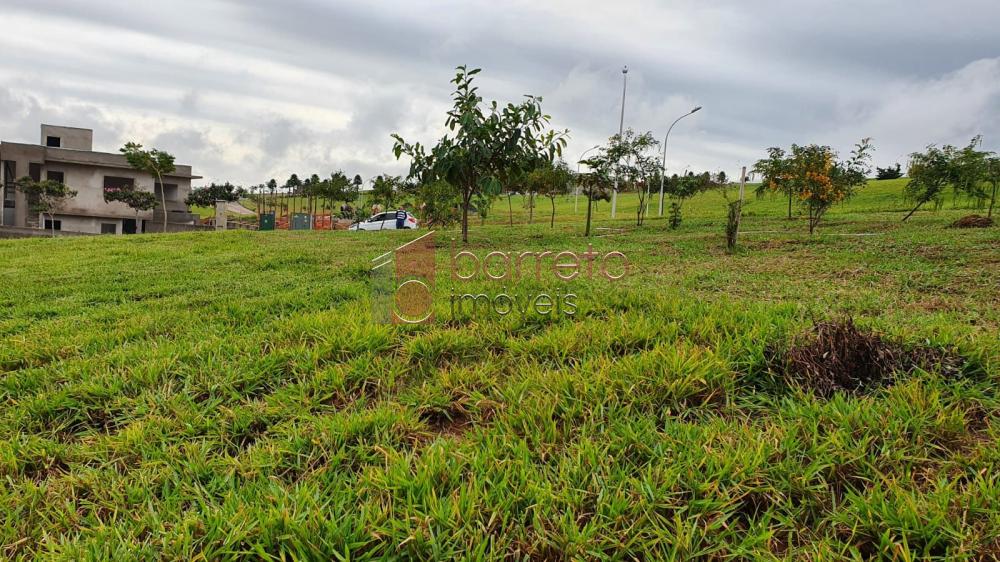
[349,211,419,231]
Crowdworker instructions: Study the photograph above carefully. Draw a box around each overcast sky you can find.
[1,0,998,186]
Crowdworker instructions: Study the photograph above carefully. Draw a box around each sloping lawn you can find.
[0,181,997,559]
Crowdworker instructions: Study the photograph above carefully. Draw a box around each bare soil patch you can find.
[777,318,964,397]
[949,215,994,229]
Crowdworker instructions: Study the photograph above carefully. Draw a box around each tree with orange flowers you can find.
[754,138,873,234]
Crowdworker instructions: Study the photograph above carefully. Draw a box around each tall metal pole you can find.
[658,106,702,216]
[611,66,627,220]
[575,145,600,214]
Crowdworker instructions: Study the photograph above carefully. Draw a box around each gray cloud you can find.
[0,0,998,185]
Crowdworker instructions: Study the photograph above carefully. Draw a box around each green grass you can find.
[0,180,997,560]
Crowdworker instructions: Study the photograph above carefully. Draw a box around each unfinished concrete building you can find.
[0,125,201,234]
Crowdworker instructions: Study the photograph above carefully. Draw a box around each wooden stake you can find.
[735,166,746,247]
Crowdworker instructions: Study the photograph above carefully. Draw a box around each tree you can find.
[284,174,302,215]
[310,172,361,219]
[338,172,361,215]
[582,129,660,227]
[266,179,278,214]
[986,156,999,219]
[305,174,323,217]
[876,163,903,180]
[392,66,568,243]
[754,139,873,234]
[15,177,78,237]
[753,147,795,219]
[526,160,573,228]
[663,171,715,229]
[185,182,247,207]
[951,136,991,210]
[903,143,961,221]
[503,172,526,227]
[120,143,176,233]
[104,182,158,227]
[717,170,747,252]
[370,175,405,210]
[576,169,612,237]
[416,180,462,227]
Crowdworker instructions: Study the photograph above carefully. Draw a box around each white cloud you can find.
[0,0,997,184]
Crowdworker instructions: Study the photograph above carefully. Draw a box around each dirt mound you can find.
[779,319,963,397]
[949,215,994,228]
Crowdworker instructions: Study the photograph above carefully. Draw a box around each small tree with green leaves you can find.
[663,171,714,229]
[904,143,961,221]
[15,177,78,237]
[951,136,993,210]
[754,139,873,233]
[417,180,462,227]
[526,159,573,228]
[392,66,568,243]
[582,129,660,227]
[753,147,795,219]
[120,143,176,233]
[105,183,158,228]
[576,170,612,237]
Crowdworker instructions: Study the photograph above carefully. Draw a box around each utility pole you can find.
[611,65,627,219]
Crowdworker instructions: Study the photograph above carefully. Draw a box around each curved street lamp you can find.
[575,144,601,213]
[657,106,702,216]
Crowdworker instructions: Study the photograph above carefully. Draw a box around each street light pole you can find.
[611,66,627,220]
[575,145,600,213]
[658,106,702,217]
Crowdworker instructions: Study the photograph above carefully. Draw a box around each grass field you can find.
[0,180,998,560]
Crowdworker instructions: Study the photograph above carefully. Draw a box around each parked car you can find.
[348,210,419,231]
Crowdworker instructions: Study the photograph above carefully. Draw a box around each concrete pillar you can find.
[215,200,227,231]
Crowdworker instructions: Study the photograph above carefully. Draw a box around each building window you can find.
[101,223,117,234]
[154,183,179,202]
[47,171,65,184]
[44,219,62,231]
[29,163,42,182]
[104,176,135,198]
[2,161,14,209]
[46,136,61,148]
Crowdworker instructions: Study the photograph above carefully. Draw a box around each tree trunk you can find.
[585,189,594,237]
[508,194,513,226]
[528,193,534,224]
[461,193,470,243]
[787,190,793,219]
[157,171,167,233]
[550,197,556,228]
[989,181,997,218]
[902,200,925,222]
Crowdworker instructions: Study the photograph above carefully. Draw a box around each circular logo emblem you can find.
[394,279,433,324]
